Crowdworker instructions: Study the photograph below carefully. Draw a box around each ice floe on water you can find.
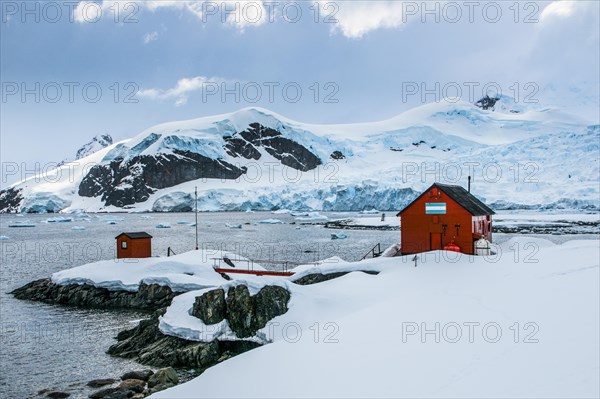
[257,218,284,224]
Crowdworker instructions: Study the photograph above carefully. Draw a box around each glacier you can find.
[1,98,598,213]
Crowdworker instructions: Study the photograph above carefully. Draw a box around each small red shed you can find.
[115,232,152,259]
[397,183,494,255]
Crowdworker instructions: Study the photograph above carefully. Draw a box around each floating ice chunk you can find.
[47,217,73,223]
[330,231,347,240]
[226,223,243,229]
[156,223,172,228]
[272,209,291,214]
[359,209,380,215]
[0,236,9,240]
[295,212,328,222]
[177,221,193,225]
[8,221,36,227]
[258,218,284,224]
[71,226,86,231]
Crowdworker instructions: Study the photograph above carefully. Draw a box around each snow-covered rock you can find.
[75,134,113,160]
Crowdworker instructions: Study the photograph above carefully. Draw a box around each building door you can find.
[430,233,442,250]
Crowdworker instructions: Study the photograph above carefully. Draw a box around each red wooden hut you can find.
[115,232,152,259]
[397,183,494,255]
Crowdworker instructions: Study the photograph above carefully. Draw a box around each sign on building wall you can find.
[425,202,446,214]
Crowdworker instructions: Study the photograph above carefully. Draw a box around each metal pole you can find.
[195,186,199,250]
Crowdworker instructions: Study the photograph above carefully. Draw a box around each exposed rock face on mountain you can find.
[1,105,598,213]
[475,95,500,110]
[74,122,321,208]
[78,151,248,207]
[224,123,322,171]
[0,188,22,213]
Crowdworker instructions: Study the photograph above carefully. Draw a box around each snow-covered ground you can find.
[47,234,600,397]
[51,250,266,292]
[147,237,599,398]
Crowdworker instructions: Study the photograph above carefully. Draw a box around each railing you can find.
[360,243,382,261]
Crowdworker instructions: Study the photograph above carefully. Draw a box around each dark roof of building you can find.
[115,232,153,239]
[397,183,495,216]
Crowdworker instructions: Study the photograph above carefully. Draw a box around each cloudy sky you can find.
[1,0,598,183]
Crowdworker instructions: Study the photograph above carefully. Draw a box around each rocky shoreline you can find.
[12,270,378,399]
[11,279,178,310]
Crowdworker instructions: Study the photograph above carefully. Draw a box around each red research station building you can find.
[397,183,494,255]
[115,232,153,259]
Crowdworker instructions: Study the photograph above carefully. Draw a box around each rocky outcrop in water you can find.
[10,279,178,310]
[107,309,261,370]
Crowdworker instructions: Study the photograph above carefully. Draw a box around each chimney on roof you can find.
[468,176,471,193]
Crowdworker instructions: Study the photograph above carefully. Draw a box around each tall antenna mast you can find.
[195,186,199,250]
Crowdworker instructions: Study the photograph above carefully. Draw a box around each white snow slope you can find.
[148,237,600,398]
[5,98,599,213]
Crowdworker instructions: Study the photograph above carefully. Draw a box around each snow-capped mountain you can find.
[1,98,598,213]
[75,134,113,160]
[55,134,114,168]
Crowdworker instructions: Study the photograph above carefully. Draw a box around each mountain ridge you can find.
[1,100,598,213]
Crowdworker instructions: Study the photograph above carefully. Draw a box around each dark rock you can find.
[108,309,221,369]
[147,368,178,388]
[10,279,177,310]
[223,136,262,160]
[78,150,247,207]
[38,388,51,395]
[330,150,345,160]
[108,309,261,370]
[293,271,379,285]
[225,285,255,338]
[120,370,153,382]
[89,388,117,399]
[253,286,291,330]
[191,288,226,324]
[475,94,499,110]
[0,187,23,213]
[224,123,321,172]
[196,285,292,338]
[102,390,134,399]
[46,392,70,398]
[87,378,116,388]
[117,379,145,393]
